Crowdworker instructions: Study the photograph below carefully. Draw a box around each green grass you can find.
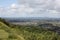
[0,29,9,39]
[0,21,60,40]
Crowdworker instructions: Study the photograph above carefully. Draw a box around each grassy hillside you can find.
[0,18,60,40]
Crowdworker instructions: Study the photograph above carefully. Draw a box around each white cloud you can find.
[0,3,34,17]
[17,0,60,18]
[1,0,60,18]
[11,4,17,8]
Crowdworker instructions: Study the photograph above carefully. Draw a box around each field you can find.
[0,18,60,40]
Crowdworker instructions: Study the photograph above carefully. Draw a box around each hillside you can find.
[0,18,60,40]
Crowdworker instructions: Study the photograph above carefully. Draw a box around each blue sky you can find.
[0,0,17,7]
[0,0,60,18]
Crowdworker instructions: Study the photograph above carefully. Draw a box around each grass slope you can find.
[0,19,60,40]
[0,22,25,40]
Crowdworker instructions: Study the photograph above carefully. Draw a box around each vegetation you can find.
[0,18,60,40]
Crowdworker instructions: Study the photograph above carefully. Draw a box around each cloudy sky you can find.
[0,0,60,18]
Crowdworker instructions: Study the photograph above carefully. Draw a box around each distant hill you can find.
[2,17,60,22]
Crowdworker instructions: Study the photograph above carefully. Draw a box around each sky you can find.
[0,0,60,18]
